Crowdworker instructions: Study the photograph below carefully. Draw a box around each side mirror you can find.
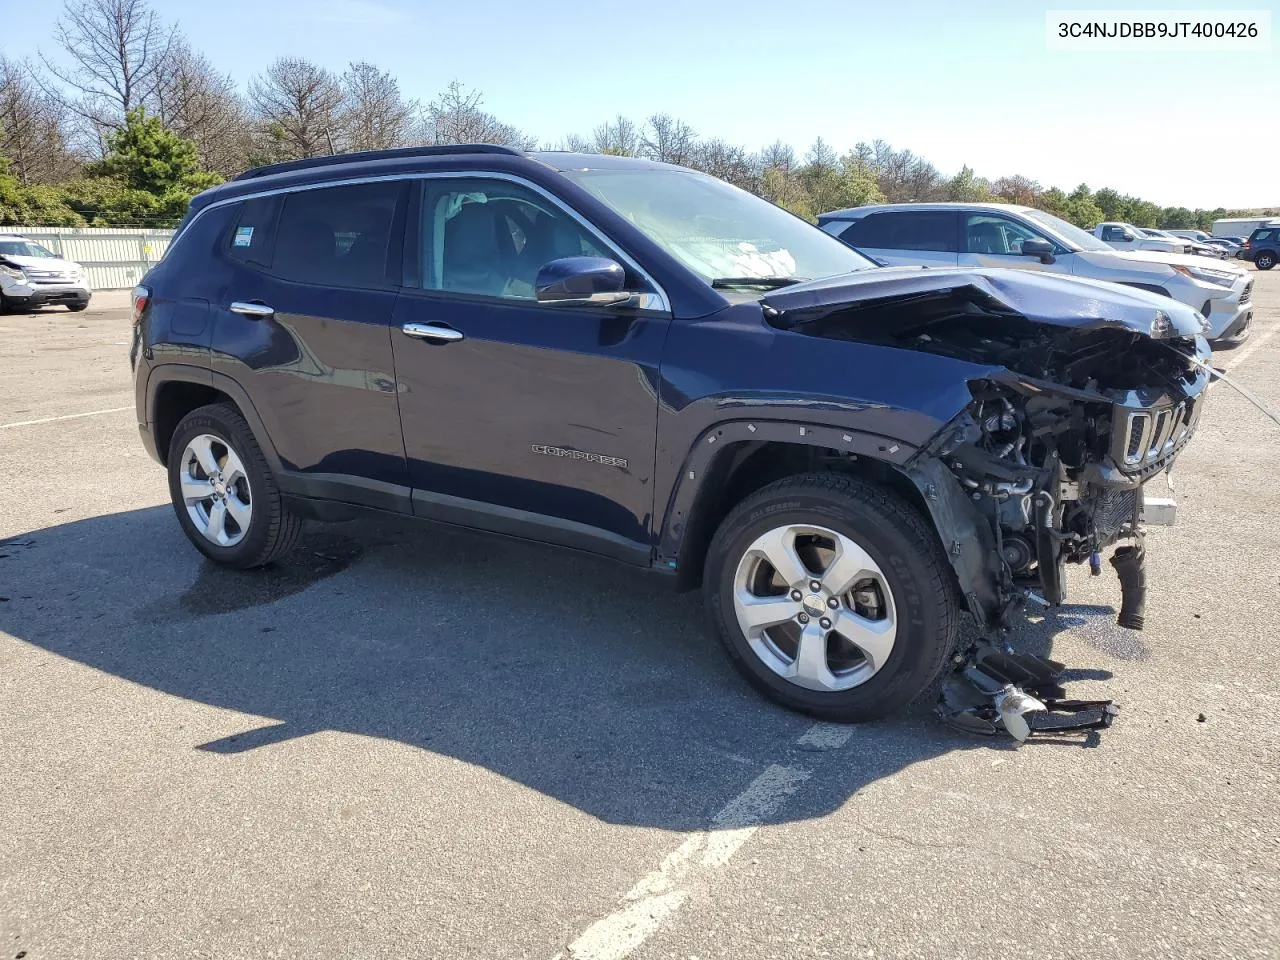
[1021,238,1055,264]
[535,257,633,306]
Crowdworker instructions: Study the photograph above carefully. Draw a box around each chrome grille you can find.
[25,269,76,285]
[1121,399,1198,469]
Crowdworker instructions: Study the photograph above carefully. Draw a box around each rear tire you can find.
[704,473,958,722]
[167,403,302,568]
[1255,251,1275,271]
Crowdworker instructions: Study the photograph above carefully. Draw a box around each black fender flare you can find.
[655,418,919,572]
[145,364,282,473]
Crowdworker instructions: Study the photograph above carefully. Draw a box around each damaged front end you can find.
[763,268,1213,739]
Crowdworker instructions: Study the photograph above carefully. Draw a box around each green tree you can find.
[1062,184,1103,228]
[1092,187,1132,223]
[93,106,219,196]
[947,164,989,202]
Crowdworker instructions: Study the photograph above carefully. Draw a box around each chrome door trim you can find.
[176,170,673,315]
[229,301,275,318]
[402,322,464,342]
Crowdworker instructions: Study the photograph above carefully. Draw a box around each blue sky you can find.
[2,0,1275,208]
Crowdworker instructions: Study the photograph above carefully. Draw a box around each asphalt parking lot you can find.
[2,275,1278,960]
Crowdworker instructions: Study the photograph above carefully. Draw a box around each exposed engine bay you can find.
[766,278,1214,741]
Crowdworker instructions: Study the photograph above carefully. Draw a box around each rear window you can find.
[271,181,405,289]
[840,211,958,252]
[226,196,279,268]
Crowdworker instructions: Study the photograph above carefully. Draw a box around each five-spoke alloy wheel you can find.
[706,473,958,722]
[179,434,253,547]
[167,403,302,568]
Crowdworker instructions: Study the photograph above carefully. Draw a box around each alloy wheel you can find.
[732,523,897,692]
[179,433,252,547]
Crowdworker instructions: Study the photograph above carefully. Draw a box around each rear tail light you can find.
[131,285,150,324]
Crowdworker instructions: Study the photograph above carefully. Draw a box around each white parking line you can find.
[0,405,132,429]
[562,721,852,960]
[1221,320,1280,372]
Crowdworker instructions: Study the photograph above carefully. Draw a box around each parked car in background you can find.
[0,234,92,312]
[819,203,1253,345]
[1092,222,1189,254]
[1168,229,1213,244]
[1239,226,1278,270]
[1200,237,1241,257]
[1140,228,1225,259]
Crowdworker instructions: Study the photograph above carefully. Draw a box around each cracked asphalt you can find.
[1,273,1277,960]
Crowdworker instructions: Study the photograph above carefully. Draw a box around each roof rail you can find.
[232,144,525,182]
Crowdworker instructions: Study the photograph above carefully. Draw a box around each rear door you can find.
[389,174,670,559]
[210,180,411,509]
[835,211,959,267]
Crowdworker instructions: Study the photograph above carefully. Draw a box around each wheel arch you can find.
[658,420,938,592]
[147,365,280,471]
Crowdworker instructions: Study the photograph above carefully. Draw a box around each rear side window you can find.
[270,181,406,289]
[841,212,958,252]
[1252,229,1275,242]
[227,196,279,268]
[1101,225,1132,242]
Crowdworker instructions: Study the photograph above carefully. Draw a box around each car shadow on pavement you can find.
[0,507,1128,829]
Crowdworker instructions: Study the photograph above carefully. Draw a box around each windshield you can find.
[1021,209,1114,252]
[0,240,56,258]
[563,168,876,283]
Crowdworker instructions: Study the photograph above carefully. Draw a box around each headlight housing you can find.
[0,263,26,281]
[1172,264,1239,288]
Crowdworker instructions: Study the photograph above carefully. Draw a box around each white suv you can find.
[0,234,92,312]
[818,203,1254,346]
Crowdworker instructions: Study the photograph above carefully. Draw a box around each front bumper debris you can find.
[939,640,1119,743]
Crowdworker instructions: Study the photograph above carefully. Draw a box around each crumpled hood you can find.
[0,254,83,273]
[761,265,1207,339]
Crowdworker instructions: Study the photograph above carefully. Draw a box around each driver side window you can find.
[964,214,1046,255]
[421,179,609,300]
[1101,225,1130,242]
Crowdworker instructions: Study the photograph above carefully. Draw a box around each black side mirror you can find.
[1021,238,1055,264]
[535,257,633,306]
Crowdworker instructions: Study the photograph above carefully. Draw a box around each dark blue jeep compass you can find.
[132,145,1210,721]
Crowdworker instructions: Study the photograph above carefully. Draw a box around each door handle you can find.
[402,322,464,343]
[230,301,275,318]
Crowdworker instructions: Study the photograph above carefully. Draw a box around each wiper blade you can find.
[710,276,805,289]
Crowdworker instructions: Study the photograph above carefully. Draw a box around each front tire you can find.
[704,473,958,722]
[167,403,302,568]
[67,301,89,312]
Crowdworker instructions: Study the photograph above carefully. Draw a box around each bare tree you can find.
[991,174,1042,206]
[341,62,414,152]
[0,58,80,184]
[40,0,175,143]
[591,115,639,157]
[418,81,534,149]
[551,132,593,153]
[758,139,796,173]
[154,40,250,176]
[640,113,695,164]
[248,57,346,161]
[804,136,838,173]
[687,138,756,190]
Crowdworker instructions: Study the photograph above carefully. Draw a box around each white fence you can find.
[10,227,176,290]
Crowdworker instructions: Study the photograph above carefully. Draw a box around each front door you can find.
[956,212,1070,275]
[390,176,670,560]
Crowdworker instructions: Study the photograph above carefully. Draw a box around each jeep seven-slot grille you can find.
[1121,400,1195,468]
